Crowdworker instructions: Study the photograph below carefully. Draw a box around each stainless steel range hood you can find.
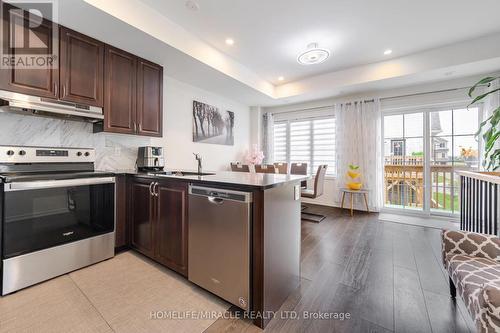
[0,90,104,123]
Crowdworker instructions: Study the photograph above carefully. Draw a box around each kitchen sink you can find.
[151,171,215,177]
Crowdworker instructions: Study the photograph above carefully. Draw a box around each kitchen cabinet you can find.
[103,46,136,134]
[100,48,163,137]
[129,178,188,276]
[155,181,188,275]
[59,27,104,107]
[136,59,163,137]
[0,4,58,98]
[130,178,155,258]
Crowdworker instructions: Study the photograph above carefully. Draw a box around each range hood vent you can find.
[0,90,104,123]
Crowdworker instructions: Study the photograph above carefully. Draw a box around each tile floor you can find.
[0,252,228,333]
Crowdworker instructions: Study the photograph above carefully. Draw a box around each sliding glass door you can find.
[383,106,481,217]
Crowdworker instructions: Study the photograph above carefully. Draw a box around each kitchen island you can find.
[116,171,307,329]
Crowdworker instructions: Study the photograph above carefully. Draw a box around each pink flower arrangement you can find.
[245,144,265,165]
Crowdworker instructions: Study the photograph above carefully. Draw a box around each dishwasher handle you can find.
[189,184,252,203]
[208,197,225,205]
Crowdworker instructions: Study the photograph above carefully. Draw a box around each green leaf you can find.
[475,114,493,137]
[468,88,500,108]
[468,77,499,97]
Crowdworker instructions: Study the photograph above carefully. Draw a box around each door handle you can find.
[149,182,155,196]
[208,197,224,205]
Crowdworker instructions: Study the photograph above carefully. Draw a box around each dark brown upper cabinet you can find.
[0,3,58,98]
[59,27,104,107]
[101,52,163,137]
[137,59,163,137]
[103,45,136,134]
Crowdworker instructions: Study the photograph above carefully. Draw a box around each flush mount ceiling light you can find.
[278,76,284,81]
[185,0,200,11]
[384,49,393,55]
[225,38,235,46]
[297,43,330,65]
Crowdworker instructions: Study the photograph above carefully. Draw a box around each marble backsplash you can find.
[0,113,153,171]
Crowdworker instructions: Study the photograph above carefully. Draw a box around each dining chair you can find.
[255,164,276,174]
[274,162,288,174]
[230,163,250,172]
[290,162,307,175]
[301,165,328,223]
[291,162,308,188]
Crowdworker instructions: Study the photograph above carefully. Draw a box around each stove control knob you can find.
[6,150,14,156]
[77,152,82,156]
[19,150,26,156]
[84,152,90,157]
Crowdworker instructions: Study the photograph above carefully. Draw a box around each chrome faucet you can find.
[193,153,202,174]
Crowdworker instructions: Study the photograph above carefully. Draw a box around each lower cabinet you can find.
[129,178,188,276]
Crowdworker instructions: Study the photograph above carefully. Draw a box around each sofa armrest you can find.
[441,230,500,268]
[478,283,500,331]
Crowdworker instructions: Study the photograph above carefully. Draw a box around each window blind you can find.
[274,116,336,176]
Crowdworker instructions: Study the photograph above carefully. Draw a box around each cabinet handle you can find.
[154,182,159,197]
[138,123,142,132]
[54,82,58,96]
[149,182,155,196]
[133,122,137,133]
[63,85,66,97]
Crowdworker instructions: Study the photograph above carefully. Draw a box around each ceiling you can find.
[139,0,500,84]
[76,0,500,106]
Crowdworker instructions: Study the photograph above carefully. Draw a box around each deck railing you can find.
[384,156,457,210]
[458,171,500,236]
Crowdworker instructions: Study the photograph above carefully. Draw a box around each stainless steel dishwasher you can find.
[188,184,252,310]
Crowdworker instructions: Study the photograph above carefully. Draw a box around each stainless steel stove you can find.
[0,146,115,295]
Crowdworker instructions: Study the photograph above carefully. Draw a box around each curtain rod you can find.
[269,83,492,115]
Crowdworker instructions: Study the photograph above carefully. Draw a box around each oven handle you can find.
[4,177,115,192]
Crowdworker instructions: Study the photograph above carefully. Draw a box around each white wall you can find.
[259,73,499,209]
[151,76,251,171]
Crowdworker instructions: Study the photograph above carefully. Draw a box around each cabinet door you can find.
[0,4,58,98]
[130,179,155,258]
[59,27,104,106]
[137,58,162,137]
[155,181,188,276]
[103,46,136,134]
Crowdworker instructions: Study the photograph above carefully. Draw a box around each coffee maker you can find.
[137,146,165,172]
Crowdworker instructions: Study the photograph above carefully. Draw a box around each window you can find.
[273,116,336,176]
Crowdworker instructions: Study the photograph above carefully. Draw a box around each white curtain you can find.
[335,100,383,211]
[261,112,274,164]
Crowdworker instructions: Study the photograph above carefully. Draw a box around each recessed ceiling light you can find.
[384,49,393,55]
[297,43,330,65]
[278,76,284,81]
[225,38,234,46]
[185,0,200,11]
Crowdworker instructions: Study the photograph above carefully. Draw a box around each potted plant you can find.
[468,77,500,170]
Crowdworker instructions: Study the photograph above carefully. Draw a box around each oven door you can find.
[3,177,115,258]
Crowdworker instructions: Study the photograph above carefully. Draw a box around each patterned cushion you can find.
[479,283,500,331]
[442,230,500,269]
[447,254,500,332]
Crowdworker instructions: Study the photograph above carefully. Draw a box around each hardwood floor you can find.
[204,205,476,333]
